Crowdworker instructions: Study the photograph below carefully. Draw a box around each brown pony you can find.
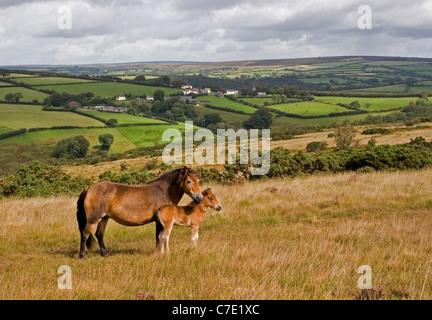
[76,166,202,258]
[155,188,221,253]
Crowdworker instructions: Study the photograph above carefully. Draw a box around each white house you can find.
[200,87,212,94]
[183,88,199,95]
[181,85,193,89]
[225,89,239,95]
[116,95,126,101]
[257,92,267,98]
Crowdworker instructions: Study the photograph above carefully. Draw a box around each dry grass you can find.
[272,123,432,152]
[1,169,432,300]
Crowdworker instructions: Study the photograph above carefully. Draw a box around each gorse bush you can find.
[0,162,91,197]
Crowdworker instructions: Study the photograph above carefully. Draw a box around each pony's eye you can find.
[186,180,192,184]
[210,198,214,201]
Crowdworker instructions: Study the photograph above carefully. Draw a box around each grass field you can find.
[197,96,257,114]
[0,168,431,299]
[240,97,275,106]
[116,123,186,148]
[0,87,49,103]
[314,97,416,111]
[0,81,13,86]
[13,77,96,86]
[272,111,395,128]
[270,101,350,116]
[80,110,167,125]
[0,127,138,175]
[0,104,104,130]
[34,82,182,98]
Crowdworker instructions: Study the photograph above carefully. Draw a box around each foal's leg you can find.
[191,224,199,246]
[95,216,110,257]
[162,222,174,253]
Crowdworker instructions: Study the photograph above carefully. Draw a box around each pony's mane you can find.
[147,167,199,185]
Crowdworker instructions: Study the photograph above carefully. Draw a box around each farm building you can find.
[225,89,239,95]
[257,92,267,97]
[200,87,212,94]
[68,101,81,107]
[183,88,199,95]
[116,95,127,101]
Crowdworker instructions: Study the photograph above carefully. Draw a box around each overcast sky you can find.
[0,0,431,65]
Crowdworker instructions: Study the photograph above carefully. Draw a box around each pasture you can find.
[197,96,257,114]
[12,77,96,86]
[270,101,351,116]
[80,110,166,125]
[314,96,416,111]
[0,87,49,103]
[0,104,104,130]
[33,82,182,98]
[0,168,431,299]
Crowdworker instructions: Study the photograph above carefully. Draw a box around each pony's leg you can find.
[95,216,110,257]
[163,222,174,253]
[191,224,199,246]
[79,222,98,258]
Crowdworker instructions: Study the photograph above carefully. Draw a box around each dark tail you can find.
[155,209,164,247]
[77,189,96,249]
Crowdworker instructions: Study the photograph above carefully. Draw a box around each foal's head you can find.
[202,188,222,211]
[178,166,203,204]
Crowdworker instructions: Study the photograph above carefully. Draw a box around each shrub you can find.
[51,135,90,158]
[362,128,391,135]
[0,162,91,197]
[306,141,328,153]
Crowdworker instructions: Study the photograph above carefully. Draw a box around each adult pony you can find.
[76,166,202,258]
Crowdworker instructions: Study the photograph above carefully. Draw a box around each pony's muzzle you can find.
[216,204,222,211]
[193,192,203,204]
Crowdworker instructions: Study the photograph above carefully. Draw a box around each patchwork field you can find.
[80,110,167,125]
[270,101,351,116]
[12,76,97,86]
[0,104,104,130]
[197,96,257,114]
[314,96,417,111]
[0,87,49,103]
[33,82,182,97]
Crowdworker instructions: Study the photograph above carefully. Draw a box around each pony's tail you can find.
[77,189,96,249]
[154,209,164,247]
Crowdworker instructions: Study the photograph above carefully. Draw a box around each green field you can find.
[0,127,138,175]
[272,111,395,127]
[197,96,257,114]
[81,110,167,125]
[116,123,186,147]
[240,97,275,106]
[13,77,96,86]
[0,87,49,103]
[0,81,13,87]
[314,96,416,111]
[34,82,182,98]
[0,104,104,130]
[270,101,350,116]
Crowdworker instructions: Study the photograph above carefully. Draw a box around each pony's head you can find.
[202,188,222,211]
[178,166,203,203]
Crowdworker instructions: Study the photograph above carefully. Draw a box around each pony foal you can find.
[155,188,221,253]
